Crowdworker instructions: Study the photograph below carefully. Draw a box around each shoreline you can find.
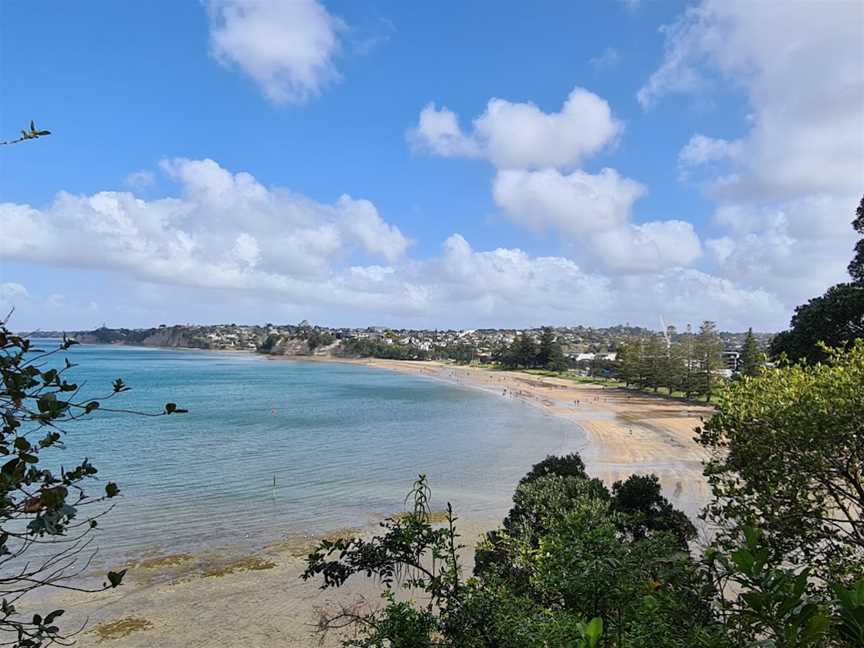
[271,355,713,517]
[34,348,714,647]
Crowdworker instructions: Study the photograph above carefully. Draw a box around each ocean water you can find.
[30,342,585,563]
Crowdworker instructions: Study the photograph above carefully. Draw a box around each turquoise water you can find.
[33,342,585,563]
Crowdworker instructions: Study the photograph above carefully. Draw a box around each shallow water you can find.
[29,342,585,564]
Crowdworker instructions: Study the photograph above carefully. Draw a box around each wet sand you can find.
[35,358,714,647]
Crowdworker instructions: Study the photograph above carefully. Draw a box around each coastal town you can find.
[26,321,771,376]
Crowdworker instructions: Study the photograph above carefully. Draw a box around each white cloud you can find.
[124,170,155,190]
[409,86,622,169]
[589,47,620,71]
[610,268,786,329]
[335,195,411,263]
[232,233,261,267]
[207,0,343,104]
[706,195,858,305]
[0,282,28,302]
[642,0,863,308]
[491,167,701,273]
[0,155,805,331]
[0,159,410,294]
[406,103,480,158]
[677,134,742,179]
[492,167,644,236]
[411,87,701,275]
[640,0,863,201]
[590,221,703,273]
[0,283,29,318]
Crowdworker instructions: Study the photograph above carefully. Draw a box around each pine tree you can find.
[694,321,724,401]
[682,324,695,399]
[508,332,538,368]
[848,195,864,283]
[739,328,762,377]
[643,334,666,392]
[536,327,566,371]
[616,341,637,386]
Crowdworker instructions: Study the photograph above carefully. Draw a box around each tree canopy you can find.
[771,196,864,364]
[0,322,185,646]
[697,340,864,583]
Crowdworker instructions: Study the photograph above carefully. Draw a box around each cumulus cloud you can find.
[0,159,410,296]
[409,86,622,169]
[124,170,155,190]
[492,167,644,236]
[406,104,480,158]
[412,86,702,274]
[706,195,858,305]
[643,0,863,306]
[0,156,791,330]
[591,221,703,273]
[641,0,863,200]
[677,134,742,180]
[207,0,343,104]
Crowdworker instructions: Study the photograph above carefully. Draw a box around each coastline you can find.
[37,349,713,647]
[272,355,713,520]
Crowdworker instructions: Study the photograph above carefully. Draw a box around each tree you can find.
[738,328,762,377]
[611,474,696,547]
[502,332,538,369]
[693,321,724,401]
[303,457,864,647]
[772,196,864,364]
[0,323,186,646]
[641,334,666,392]
[518,453,589,486]
[615,340,639,387]
[770,283,864,364]
[681,324,696,399]
[536,327,566,371]
[302,473,607,648]
[697,340,864,583]
[848,195,864,284]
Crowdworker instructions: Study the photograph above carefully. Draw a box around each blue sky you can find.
[1,1,861,331]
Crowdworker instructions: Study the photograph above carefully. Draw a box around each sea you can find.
[27,341,586,565]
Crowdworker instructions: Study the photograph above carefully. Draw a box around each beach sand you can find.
[35,359,714,647]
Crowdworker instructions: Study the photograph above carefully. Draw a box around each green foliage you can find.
[772,196,864,364]
[0,323,185,646]
[706,528,834,648]
[339,336,430,360]
[536,327,567,372]
[613,322,726,401]
[769,283,864,364]
[500,332,539,369]
[697,341,864,583]
[693,321,724,401]
[304,443,863,647]
[847,195,863,284]
[518,452,588,485]
[738,328,763,377]
[832,579,864,646]
[611,474,696,547]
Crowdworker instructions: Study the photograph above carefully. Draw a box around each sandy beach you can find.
[35,359,714,647]
[362,360,713,516]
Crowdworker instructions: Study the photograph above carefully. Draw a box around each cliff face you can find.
[137,327,197,348]
[258,337,346,357]
[265,337,312,356]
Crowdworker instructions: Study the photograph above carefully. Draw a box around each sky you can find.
[1,0,862,332]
